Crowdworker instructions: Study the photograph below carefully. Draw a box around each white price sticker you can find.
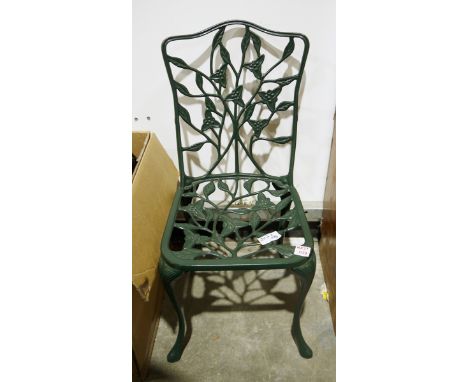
[294,245,311,257]
[257,231,282,245]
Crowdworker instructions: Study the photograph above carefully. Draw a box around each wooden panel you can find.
[320,120,336,332]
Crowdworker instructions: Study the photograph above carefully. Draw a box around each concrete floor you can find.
[147,240,336,382]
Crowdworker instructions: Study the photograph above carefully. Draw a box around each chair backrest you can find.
[162,20,309,185]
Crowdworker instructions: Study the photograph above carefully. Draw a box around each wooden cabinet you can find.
[320,121,336,331]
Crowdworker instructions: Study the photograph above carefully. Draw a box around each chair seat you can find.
[161,175,313,271]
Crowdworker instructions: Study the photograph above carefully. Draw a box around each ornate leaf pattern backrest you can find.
[162,20,309,184]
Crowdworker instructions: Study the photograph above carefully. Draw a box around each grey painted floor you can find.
[147,240,336,382]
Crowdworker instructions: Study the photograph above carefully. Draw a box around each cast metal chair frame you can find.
[159,20,316,362]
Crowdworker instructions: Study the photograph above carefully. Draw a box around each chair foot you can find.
[159,258,185,363]
[167,348,183,363]
[291,255,316,359]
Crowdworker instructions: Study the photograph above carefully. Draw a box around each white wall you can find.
[133,0,335,205]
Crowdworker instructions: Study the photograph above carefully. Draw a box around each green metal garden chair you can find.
[159,20,316,362]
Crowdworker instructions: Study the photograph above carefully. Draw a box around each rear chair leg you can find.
[159,258,185,362]
[291,255,316,358]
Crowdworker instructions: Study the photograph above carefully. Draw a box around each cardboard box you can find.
[132,132,178,380]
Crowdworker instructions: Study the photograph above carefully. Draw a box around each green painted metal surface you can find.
[159,20,316,362]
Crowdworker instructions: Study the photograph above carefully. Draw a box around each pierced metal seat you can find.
[159,20,316,362]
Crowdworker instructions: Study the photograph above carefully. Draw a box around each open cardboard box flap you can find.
[132,131,178,301]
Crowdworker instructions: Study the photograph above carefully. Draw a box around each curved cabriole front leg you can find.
[291,254,316,358]
[159,258,185,362]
